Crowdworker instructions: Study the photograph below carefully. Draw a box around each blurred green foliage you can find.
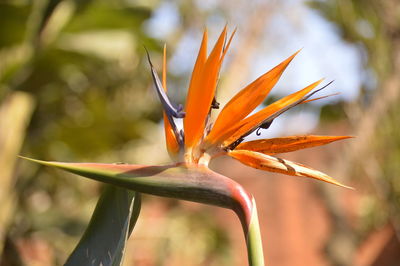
[0,0,232,264]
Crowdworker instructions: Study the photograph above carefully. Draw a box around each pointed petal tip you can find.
[325,80,335,87]
[18,155,39,162]
[229,27,238,41]
[288,48,302,60]
[342,184,355,190]
[234,135,354,155]
[316,135,354,141]
[201,28,208,38]
[322,175,354,190]
[314,78,325,86]
[218,26,228,42]
[338,135,354,140]
[286,49,301,63]
[18,156,58,167]
[275,49,302,71]
[320,177,354,190]
[301,92,341,104]
[228,150,354,190]
[143,46,153,67]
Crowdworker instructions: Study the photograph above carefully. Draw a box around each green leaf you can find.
[65,185,141,266]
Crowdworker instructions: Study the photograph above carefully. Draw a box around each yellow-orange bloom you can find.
[151,27,351,188]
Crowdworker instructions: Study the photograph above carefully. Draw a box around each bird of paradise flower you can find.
[21,27,352,266]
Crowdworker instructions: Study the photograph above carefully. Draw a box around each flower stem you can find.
[233,191,265,266]
[246,199,264,266]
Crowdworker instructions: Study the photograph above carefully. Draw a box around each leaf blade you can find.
[65,185,141,266]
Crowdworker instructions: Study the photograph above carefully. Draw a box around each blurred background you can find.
[0,0,399,265]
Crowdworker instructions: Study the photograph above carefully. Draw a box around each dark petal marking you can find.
[177,104,184,113]
[179,129,185,144]
[259,120,273,129]
[226,137,244,151]
[211,97,220,109]
[298,80,335,104]
[144,48,186,119]
[251,118,274,138]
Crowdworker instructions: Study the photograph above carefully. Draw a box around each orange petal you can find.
[183,30,208,150]
[222,79,324,147]
[205,50,300,147]
[228,150,352,189]
[184,27,226,148]
[163,113,180,156]
[186,30,208,100]
[162,44,167,91]
[236,135,352,154]
[162,45,180,156]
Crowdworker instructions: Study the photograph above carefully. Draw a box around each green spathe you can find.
[20,156,264,266]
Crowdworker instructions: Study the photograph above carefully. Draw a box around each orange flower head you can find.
[147,27,352,189]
